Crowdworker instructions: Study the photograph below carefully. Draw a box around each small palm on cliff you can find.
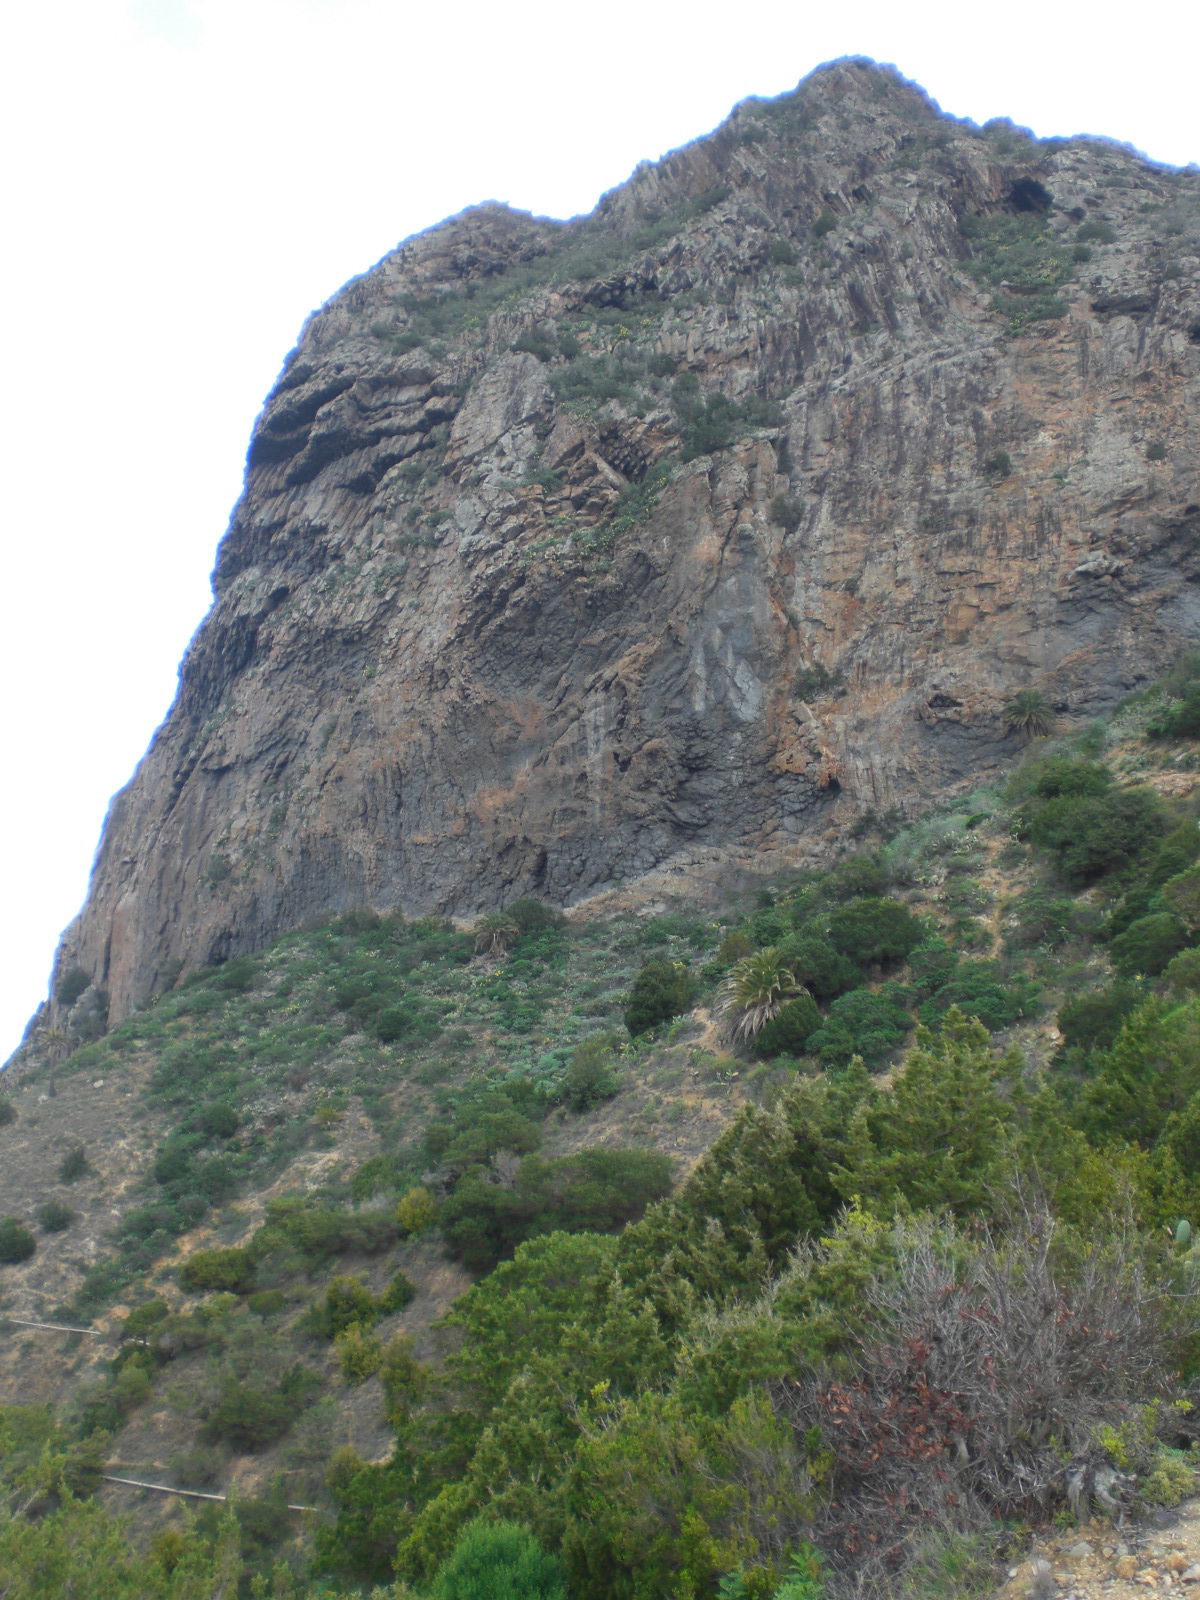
[1003,689,1055,741]
[717,947,805,1041]
[472,912,521,957]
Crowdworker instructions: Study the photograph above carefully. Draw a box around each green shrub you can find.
[751,994,821,1059]
[793,661,843,700]
[0,1096,15,1128]
[317,1275,380,1338]
[769,493,804,532]
[624,959,697,1036]
[212,956,257,992]
[1010,754,1110,803]
[1164,948,1200,996]
[824,854,889,901]
[55,965,92,1008]
[432,1104,543,1172]
[375,995,444,1044]
[983,449,1012,480]
[1110,913,1189,978]
[251,1197,397,1267]
[191,1102,240,1140]
[179,1246,255,1294]
[825,897,923,967]
[780,933,861,1000]
[1148,683,1200,740]
[397,1185,438,1235]
[0,1218,36,1264]
[379,1271,417,1314]
[36,1199,74,1234]
[1076,219,1117,244]
[442,1148,673,1272]
[1056,980,1143,1057]
[1023,787,1165,884]
[58,1146,89,1183]
[248,1289,286,1319]
[1004,888,1095,951]
[808,987,913,1068]
[561,1035,621,1110]
[121,1298,170,1340]
[431,1517,564,1600]
[906,937,957,994]
[919,962,1039,1032]
[506,898,566,935]
[1082,996,1200,1145]
[201,1372,311,1450]
[670,374,782,462]
[336,1323,383,1386]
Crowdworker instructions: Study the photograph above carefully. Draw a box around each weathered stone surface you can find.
[35,59,1200,1029]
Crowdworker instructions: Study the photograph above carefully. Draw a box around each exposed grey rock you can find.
[29,58,1200,1031]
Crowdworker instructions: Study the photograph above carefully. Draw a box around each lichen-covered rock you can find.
[42,59,1200,1027]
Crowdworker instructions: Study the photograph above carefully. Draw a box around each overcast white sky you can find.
[1,0,1196,1063]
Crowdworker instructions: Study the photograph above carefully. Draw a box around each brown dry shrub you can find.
[774,1215,1183,1590]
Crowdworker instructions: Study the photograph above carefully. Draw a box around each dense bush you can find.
[808,988,913,1068]
[506,898,567,936]
[750,994,822,1059]
[36,1200,74,1234]
[560,1035,621,1110]
[1147,683,1200,740]
[0,1096,15,1127]
[624,959,697,1036]
[1109,913,1189,978]
[314,1275,380,1338]
[1057,979,1143,1058]
[824,898,923,967]
[179,1246,255,1294]
[55,965,92,1009]
[432,1518,565,1600]
[1022,786,1165,884]
[201,1368,316,1450]
[397,1185,438,1235]
[780,933,861,1000]
[441,1148,673,1273]
[121,1298,170,1340]
[0,1218,36,1264]
[250,1197,396,1269]
[429,1101,543,1172]
[1004,887,1098,952]
[58,1146,89,1183]
[1082,997,1200,1146]
[919,960,1040,1032]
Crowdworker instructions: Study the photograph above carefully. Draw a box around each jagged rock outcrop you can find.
[42,59,1200,1029]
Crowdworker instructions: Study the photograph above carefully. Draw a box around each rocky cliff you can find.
[43,58,1200,1029]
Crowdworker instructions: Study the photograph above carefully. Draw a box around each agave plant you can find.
[717,946,804,1041]
[472,911,521,957]
[1002,689,1055,741]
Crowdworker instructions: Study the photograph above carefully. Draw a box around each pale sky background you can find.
[1,0,1196,1064]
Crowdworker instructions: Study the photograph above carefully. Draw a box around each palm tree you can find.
[472,911,521,958]
[717,947,805,1042]
[1002,689,1055,741]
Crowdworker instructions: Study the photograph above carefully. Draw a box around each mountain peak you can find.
[19,62,1200,1043]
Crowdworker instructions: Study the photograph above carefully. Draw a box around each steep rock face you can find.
[49,59,1200,1026]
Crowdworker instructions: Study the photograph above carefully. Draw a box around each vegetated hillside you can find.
[6,665,1200,1597]
[29,55,1200,1034]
